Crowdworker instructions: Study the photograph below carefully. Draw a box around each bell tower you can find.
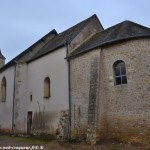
[0,49,5,68]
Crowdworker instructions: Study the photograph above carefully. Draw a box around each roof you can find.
[28,14,101,62]
[0,29,57,72]
[13,29,57,62]
[69,20,150,57]
[0,50,5,59]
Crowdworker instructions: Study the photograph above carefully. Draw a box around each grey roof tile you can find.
[70,20,150,57]
[28,14,100,62]
[0,29,57,72]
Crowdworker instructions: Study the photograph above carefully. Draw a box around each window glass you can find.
[121,66,126,75]
[115,67,121,76]
[1,77,6,102]
[116,77,121,85]
[122,76,127,84]
[113,60,127,85]
[44,77,50,98]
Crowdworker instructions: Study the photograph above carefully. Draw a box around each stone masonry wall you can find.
[70,49,100,141]
[99,38,150,144]
[70,38,150,145]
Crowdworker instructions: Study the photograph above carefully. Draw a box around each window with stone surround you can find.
[44,77,50,98]
[1,76,6,102]
[113,60,127,85]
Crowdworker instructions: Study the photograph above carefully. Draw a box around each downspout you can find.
[12,61,17,133]
[65,42,71,140]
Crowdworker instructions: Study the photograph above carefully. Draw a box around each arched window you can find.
[113,60,127,85]
[44,77,50,98]
[1,77,6,102]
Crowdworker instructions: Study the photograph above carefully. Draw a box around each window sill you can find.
[115,83,128,86]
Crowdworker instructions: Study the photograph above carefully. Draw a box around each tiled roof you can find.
[69,20,150,57]
[14,29,57,61]
[0,29,57,72]
[28,14,101,62]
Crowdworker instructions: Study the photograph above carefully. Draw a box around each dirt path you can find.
[0,136,149,150]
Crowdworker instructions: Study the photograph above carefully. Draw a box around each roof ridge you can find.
[0,28,58,71]
[59,14,97,35]
[57,14,99,44]
[105,20,150,31]
[14,28,57,61]
[66,14,98,43]
[28,14,102,62]
[69,20,150,58]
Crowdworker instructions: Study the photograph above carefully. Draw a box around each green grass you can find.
[0,135,12,140]
[0,135,59,148]
[108,143,126,150]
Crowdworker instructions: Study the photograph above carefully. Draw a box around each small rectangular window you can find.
[113,60,127,85]
[30,94,32,102]
[44,77,50,98]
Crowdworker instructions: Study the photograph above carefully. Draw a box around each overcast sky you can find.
[0,0,150,62]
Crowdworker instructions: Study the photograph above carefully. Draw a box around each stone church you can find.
[0,14,149,144]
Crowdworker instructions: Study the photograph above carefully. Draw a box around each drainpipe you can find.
[12,61,17,134]
[65,42,71,140]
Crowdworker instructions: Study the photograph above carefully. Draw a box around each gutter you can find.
[12,61,17,133]
[65,42,71,140]
[68,34,150,59]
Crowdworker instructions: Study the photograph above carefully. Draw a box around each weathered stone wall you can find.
[70,38,150,145]
[70,49,100,141]
[99,38,150,144]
